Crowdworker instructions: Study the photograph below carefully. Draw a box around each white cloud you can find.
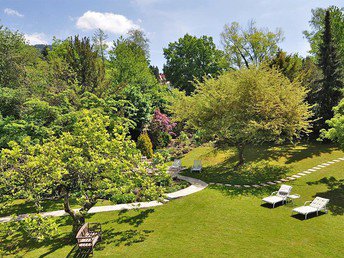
[76,11,139,34]
[24,33,48,45]
[4,8,24,17]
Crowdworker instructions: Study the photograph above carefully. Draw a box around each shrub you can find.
[137,132,153,158]
[149,109,176,149]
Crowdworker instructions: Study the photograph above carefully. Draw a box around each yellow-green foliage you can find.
[137,132,153,158]
[170,67,312,147]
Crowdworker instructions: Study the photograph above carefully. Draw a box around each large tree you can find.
[169,67,311,165]
[303,6,344,65]
[163,34,226,95]
[314,10,344,133]
[221,21,283,69]
[0,111,169,233]
[92,28,108,65]
[65,36,106,94]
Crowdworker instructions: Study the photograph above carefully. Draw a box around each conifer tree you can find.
[315,10,344,132]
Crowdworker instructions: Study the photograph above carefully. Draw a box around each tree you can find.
[92,28,108,65]
[169,67,311,166]
[0,25,39,89]
[221,21,283,69]
[303,6,344,65]
[163,34,226,95]
[321,99,344,150]
[314,10,344,133]
[321,98,344,149]
[108,37,168,138]
[269,50,303,81]
[0,111,168,234]
[149,65,160,81]
[65,36,106,94]
[127,29,150,59]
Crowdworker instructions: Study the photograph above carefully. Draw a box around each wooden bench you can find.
[76,222,102,256]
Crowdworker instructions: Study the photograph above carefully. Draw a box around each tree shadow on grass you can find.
[1,208,156,257]
[223,142,336,165]
[0,216,75,257]
[307,177,344,216]
[116,208,154,227]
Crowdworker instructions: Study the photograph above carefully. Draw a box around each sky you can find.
[0,0,342,69]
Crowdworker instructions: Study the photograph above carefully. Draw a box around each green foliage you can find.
[269,51,303,81]
[0,87,25,118]
[221,21,283,69]
[315,10,344,133]
[137,132,154,158]
[321,98,344,149]
[0,111,169,236]
[92,28,108,64]
[0,25,40,89]
[169,67,312,164]
[163,34,226,94]
[304,6,344,65]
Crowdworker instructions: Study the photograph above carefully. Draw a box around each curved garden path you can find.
[0,169,208,223]
[0,157,343,223]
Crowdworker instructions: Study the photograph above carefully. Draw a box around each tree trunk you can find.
[236,144,245,167]
[63,192,85,235]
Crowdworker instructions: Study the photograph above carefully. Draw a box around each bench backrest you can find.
[310,197,329,209]
[76,223,89,238]
[277,184,292,197]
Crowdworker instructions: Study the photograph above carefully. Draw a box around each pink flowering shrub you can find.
[149,109,176,149]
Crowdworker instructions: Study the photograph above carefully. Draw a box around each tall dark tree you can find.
[149,65,160,81]
[66,36,105,94]
[315,10,344,133]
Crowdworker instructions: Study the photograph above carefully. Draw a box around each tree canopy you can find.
[163,34,226,95]
[221,21,283,69]
[169,67,311,165]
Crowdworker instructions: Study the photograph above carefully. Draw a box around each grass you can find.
[180,142,344,184]
[0,143,343,257]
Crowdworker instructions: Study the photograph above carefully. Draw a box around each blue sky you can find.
[0,0,342,69]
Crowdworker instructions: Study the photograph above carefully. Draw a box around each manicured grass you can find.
[1,143,343,257]
[181,143,344,184]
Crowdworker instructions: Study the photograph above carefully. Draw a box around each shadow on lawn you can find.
[0,209,155,257]
[182,142,337,185]
[307,176,344,216]
[0,216,75,257]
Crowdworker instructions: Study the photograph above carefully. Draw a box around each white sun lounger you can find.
[191,160,202,172]
[292,197,329,219]
[170,159,182,170]
[262,184,292,208]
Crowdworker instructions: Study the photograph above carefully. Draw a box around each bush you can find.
[137,132,153,158]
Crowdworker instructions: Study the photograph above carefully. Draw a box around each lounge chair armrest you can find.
[270,191,278,196]
[304,201,311,206]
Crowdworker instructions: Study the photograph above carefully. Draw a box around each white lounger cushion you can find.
[292,206,318,215]
[262,196,285,205]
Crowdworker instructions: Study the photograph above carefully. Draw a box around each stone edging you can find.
[207,157,344,189]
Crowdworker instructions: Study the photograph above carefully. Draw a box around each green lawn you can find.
[181,143,344,184]
[1,143,343,257]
